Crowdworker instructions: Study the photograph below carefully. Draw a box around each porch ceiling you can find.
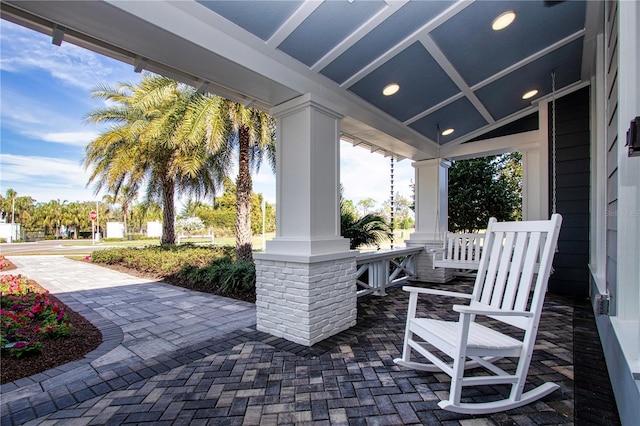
[1,0,600,161]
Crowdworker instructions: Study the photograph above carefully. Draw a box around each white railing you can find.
[177,233,215,244]
[355,247,423,297]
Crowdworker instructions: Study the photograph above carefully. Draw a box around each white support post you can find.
[406,158,453,283]
[254,94,356,347]
[520,130,548,221]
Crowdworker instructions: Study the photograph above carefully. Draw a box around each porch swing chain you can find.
[551,70,559,256]
[551,70,557,215]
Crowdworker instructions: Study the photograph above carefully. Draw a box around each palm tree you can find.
[84,75,227,244]
[33,199,67,237]
[4,189,17,224]
[340,194,392,250]
[180,96,276,262]
[341,211,393,250]
[63,202,90,239]
[119,184,138,236]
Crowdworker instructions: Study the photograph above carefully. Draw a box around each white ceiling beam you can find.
[419,34,495,125]
[440,130,539,161]
[311,0,408,72]
[341,0,473,89]
[403,93,465,126]
[267,1,323,48]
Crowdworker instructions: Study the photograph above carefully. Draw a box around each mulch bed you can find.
[1,278,103,385]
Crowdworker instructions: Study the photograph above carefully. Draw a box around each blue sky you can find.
[1,19,414,211]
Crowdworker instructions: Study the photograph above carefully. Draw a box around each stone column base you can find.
[405,240,454,284]
[254,252,357,346]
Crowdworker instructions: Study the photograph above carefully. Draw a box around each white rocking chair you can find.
[394,214,563,414]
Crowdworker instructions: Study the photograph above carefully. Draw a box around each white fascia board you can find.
[440,130,539,161]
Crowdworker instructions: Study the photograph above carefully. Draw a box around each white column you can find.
[264,94,350,256]
[520,142,548,221]
[254,94,356,346]
[410,159,451,240]
[406,158,453,283]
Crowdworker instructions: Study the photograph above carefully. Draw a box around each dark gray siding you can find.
[548,87,591,296]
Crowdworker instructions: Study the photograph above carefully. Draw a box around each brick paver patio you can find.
[1,256,620,425]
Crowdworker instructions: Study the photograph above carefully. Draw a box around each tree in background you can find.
[1,190,35,227]
[130,201,162,234]
[340,189,392,250]
[184,180,275,237]
[84,75,226,245]
[381,192,414,230]
[180,96,276,262]
[356,198,376,216]
[448,153,522,233]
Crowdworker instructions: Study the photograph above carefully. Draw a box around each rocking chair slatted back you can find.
[473,220,556,330]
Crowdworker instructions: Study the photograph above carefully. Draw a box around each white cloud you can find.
[0,21,129,91]
[0,154,101,202]
[0,77,107,148]
[246,142,415,209]
[41,131,99,146]
[340,142,414,209]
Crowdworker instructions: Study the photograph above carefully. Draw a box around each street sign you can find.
[90,211,97,221]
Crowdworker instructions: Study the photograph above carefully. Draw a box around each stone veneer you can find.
[254,254,357,346]
[405,240,454,284]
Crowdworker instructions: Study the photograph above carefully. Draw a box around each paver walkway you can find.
[1,256,620,425]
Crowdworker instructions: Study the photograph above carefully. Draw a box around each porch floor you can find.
[1,261,621,425]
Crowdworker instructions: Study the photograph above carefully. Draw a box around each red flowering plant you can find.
[1,274,72,358]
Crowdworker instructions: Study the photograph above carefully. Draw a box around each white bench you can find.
[177,233,215,244]
[431,221,546,276]
[430,229,488,275]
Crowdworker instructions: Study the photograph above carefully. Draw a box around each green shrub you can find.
[90,245,235,275]
[212,227,235,238]
[176,257,255,297]
[128,233,150,240]
[91,245,255,301]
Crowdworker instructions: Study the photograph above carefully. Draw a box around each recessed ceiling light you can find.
[383,83,400,96]
[441,128,454,136]
[492,11,516,31]
[522,89,539,100]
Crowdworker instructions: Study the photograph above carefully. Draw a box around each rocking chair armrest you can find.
[402,286,473,299]
[452,305,534,317]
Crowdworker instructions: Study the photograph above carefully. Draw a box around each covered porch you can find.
[1,0,638,422]
[0,255,620,425]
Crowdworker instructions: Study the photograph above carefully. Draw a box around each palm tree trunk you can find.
[161,178,176,245]
[123,204,128,238]
[236,126,253,262]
